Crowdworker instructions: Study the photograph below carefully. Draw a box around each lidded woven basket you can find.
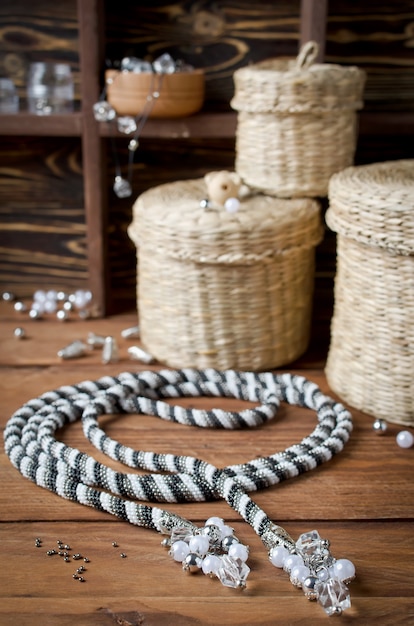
[230,42,366,198]
[128,176,323,370]
[326,159,414,426]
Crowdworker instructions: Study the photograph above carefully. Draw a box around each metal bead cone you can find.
[57,340,88,359]
[102,336,119,364]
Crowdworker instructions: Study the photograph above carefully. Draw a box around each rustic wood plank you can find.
[0,521,413,625]
[1,303,413,624]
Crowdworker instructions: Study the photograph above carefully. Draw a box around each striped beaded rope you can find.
[4,368,352,543]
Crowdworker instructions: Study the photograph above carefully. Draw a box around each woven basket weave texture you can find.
[231,43,365,198]
[128,177,323,370]
[326,159,414,426]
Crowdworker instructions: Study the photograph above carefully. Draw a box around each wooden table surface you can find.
[1,302,413,626]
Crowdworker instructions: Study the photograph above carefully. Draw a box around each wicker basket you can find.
[230,42,366,198]
[326,159,414,426]
[128,177,323,370]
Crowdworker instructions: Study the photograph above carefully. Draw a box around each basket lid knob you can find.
[204,170,242,207]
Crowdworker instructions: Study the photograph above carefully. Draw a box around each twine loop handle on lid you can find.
[295,41,319,70]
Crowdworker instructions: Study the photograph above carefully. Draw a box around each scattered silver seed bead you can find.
[2,291,15,301]
[72,553,82,560]
[62,300,74,312]
[78,576,85,582]
[64,545,71,550]
[83,557,90,563]
[14,327,26,339]
[64,556,70,562]
[56,309,70,322]
[14,301,27,312]
[72,574,79,579]
[120,553,127,558]
[372,418,388,435]
[29,308,42,320]
[112,541,118,547]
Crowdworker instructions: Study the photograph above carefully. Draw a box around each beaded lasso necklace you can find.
[4,368,355,616]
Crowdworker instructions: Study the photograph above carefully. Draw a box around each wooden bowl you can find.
[105,69,205,118]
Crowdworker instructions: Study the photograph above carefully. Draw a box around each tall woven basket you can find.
[128,177,323,370]
[326,159,414,426]
[230,42,366,198]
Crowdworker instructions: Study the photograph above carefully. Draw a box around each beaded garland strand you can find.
[4,368,355,616]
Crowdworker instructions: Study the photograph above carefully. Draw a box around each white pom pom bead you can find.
[396,430,414,448]
[224,197,240,213]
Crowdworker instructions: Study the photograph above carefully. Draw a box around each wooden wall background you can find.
[0,0,413,313]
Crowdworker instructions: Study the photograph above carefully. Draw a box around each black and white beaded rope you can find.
[4,368,355,616]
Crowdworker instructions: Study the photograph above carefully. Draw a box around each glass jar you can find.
[27,62,74,115]
[0,78,19,113]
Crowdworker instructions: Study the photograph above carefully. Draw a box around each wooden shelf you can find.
[1,110,413,141]
[99,112,238,140]
[0,112,83,136]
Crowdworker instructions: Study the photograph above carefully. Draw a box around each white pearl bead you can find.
[228,543,249,562]
[396,430,414,448]
[283,554,303,573]
[205,516,225,529]
[201,554,221,575]
[317,567,330,581]
[224,197,240,213]
[189,535,210,556]
[269,545,289,568]
[333,558,355,581]
[169,540,190,562]
[220,524,234,538]
[291,564,311,583]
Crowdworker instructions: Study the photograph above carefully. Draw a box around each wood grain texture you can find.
[0,305,413,625]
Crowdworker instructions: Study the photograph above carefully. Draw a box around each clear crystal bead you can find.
[121,56,152,73]
[315,578,351,616]
[93,100,116,122]
[217,555,250,589]
[153,52,176,74]
[113,176,132,198]
[170,526,193,545]
[296,530,324,556]
[117,116,137,134]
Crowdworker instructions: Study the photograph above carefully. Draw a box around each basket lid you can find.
[326,159,414,254]
[128,176,323,264]
[230,41,366,114]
